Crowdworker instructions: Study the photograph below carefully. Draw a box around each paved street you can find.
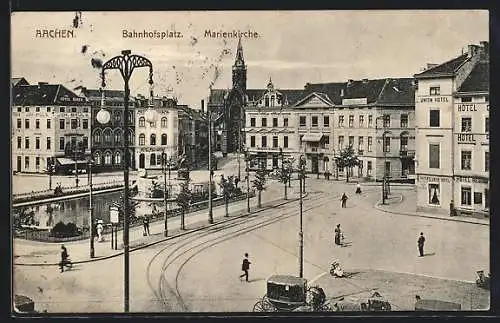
[13,175,489,313]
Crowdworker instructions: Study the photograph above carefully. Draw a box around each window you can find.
[383,137,390,152]
[429,110,440,127]
[71,107,77,113]
[114,131,121,145]
[338,115,344,127]
[271,96,275,107]
[461,186,471,205]
[17,107,21,112]
[312,116,318,127]
[461,96,472,102]
[284,136,289,148]
[324,136,330,146]
[261,136,267,147]
[127,130,134,145]
[349,136,354,147]
[46,119,51,129]
[25,107,29,112]
[35,119,40,129]
[105,152,112,165]
[485,117,489,133]
[71,119,78,129]
[474,192,482,204]
[35,106,40,112]
[25,156,29,170]
[324,116,329,127]
[35,137,40,149]
[17,119,21,128]
[139,117,145,127]
[59,107,65,113]
[59,137,65,150]
[47,107,51,112]
[367,137,373,152]
[250,136,255,147]
[35,157,40,169]
[47,137,51,150]
[300,135,304,145]
[25,137,29,149]
[157,154,162,165]
[359,115,364,127]
[284,118,289,127]
[161,134,167,145]
[429,144,440,168]
[83,136,88,149]
[385,161,391,177]
[273,118,278,127]
[358,137,364,150]
[93,131,101,144]
[273,136,278,148]
[114,111,122,122]
[261,118,267,127]
[383,115,390,128]
[25,119,30,129]
[429,183,440,205]
[83,107,89,113]
[161,117,168,127]
[299,116,306,127]
[349,115,354,128]
[429,86,440,96]
[94,152,101,165]
[338,136,344,150]
[367,161,372,176]
[59,119,65,129]
[461,150,472,170]
[17,136,21,149]
[401,136,408,150]
[150,134,156,145]
[139,134,145,146]
[368,115,373,128]
[250,118,256,127]
[400,114,408,128]
[265,97,269,107]
[461,117,472,132]
[83,119,89,129]
[104,130,111,144]
[115,152,121,165]
[485,151,489,172]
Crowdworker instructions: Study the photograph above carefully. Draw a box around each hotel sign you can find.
[417,175,451,183]
[454,176,488,184]
[456,103,489,112]
[457,133,476,143]
[342,98,367,105]
[419,96,449,103]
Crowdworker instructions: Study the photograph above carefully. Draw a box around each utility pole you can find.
[298,155,305,278]
[208,110,214,224]
[245,148,250,213]
[88,158,94,258]
[280,147,287,200]
[74,148,79,187]
[163,152,168,237]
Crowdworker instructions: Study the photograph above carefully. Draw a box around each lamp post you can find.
[97,49,153,313]
[208,109,214,224]
[74,148,79,187]
[238,116,242,180]
[88,158,95,258]
[279,147,287,200]
[376,116,390,205]
[245,148,251,213]
[47,158,55,190]
[298,154,306,278]
[162,152,168,237]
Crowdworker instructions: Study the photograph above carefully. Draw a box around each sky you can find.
[11,10,488,108]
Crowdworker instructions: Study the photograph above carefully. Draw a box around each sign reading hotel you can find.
[419,96,449,103]
[342,98,367,105]
[456,103,489,112]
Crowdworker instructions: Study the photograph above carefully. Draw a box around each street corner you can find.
[311,268,490,311]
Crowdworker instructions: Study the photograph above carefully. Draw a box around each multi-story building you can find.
[12,81,91,173]
[414,41,489,216]
[135,95,179,170]
[177,104,197,166]
[78,88,137,171]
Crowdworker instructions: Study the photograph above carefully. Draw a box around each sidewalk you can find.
[372,186,489,226]
[13,185,303,266]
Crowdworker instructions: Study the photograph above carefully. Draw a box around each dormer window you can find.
[271,96,275,107]
[265,97,269,107]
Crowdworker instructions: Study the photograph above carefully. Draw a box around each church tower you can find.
[232,37,247,93]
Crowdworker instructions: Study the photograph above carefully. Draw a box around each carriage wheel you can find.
[253,299,276,312]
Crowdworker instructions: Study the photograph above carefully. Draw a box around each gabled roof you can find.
[293,92,334,107]
[81,88,126,99]
[305,79,387,105]
[210,88,305,107]
[457,62,489,93]
[377,78,415,105]
[414,54,469,78]
[303,82,344,105]
[11,77,29,87]
[12,84,88,106]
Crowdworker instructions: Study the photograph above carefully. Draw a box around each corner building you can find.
[414,42,489,217]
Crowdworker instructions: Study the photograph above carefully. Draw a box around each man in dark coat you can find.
[59,245,69,273]
[341,193,348,208]
[417,232,425,257]
[334,224,342,246]
[239,253,251,282]
[143,216,150,236]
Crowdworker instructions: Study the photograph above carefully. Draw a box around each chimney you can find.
[426,63,438,70]
[201,99,205,113]
[362,78,369,83]
[347,79,354,86]
[467,44,480,58]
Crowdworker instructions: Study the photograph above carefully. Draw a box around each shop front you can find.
[453,175,490,218]
[416,174,453,215]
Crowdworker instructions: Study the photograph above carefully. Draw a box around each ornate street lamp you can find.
[97,50,153,313]
[161,151,169,237]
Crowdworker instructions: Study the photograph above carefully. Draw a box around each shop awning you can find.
[56,158,88,166]
[301,133,323,142]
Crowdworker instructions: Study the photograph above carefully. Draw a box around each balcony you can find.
[399,149,415,158]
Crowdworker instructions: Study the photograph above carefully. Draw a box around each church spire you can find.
[234,37,245,67]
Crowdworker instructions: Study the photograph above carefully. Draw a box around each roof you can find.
[12,84,88,106]
[377,78,415,105]
[267,275,307,286]
[11,78,29,87]
[209,88,305,107]
[82,88,126,99]
[414,54,469,78]
[457,62,489,93]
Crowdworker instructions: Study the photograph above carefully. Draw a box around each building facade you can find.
[12,82,91,174]
[414,42,489,216]
[135,96,179,170]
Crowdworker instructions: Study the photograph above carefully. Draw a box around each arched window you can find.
[139,117,145,127]
[114,111,122,123]
[271,95,275,107]
[104,151,112,165]
[103,129,112,144]
[114,129,122,145]
[114,151,121,165]
[93,129,101,144]
[150,134,156,146]
[150,153,156,166]
[161,134,167,145]
[265,96,269,107]
[128,111,134,124]
[161,117,168,127]
[139,134,145,146]
[127,129,134,145]
[94,152,101,165]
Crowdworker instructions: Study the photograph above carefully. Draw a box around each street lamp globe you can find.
[96,108,111,125]
[145,106,158,124]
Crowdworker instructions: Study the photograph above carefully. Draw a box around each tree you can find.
[252,168,267,208]
[117,192,141,222]
[149,179,164,198]
[176,179,192,230]
[13,207,35,229]
[279,162,291,200]
[335,145,361,183]
[219,175,235,217]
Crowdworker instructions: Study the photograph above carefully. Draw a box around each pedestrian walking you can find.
[239,253,251,282]
[143,216,150,236]
[341,193,348,208]
[417,232,425,257]
[96,220,104,242]
[355,183,362,194]
[334,224,342,246]
[59,245,69,273]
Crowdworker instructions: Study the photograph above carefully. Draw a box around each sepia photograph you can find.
[10,10,490,314]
